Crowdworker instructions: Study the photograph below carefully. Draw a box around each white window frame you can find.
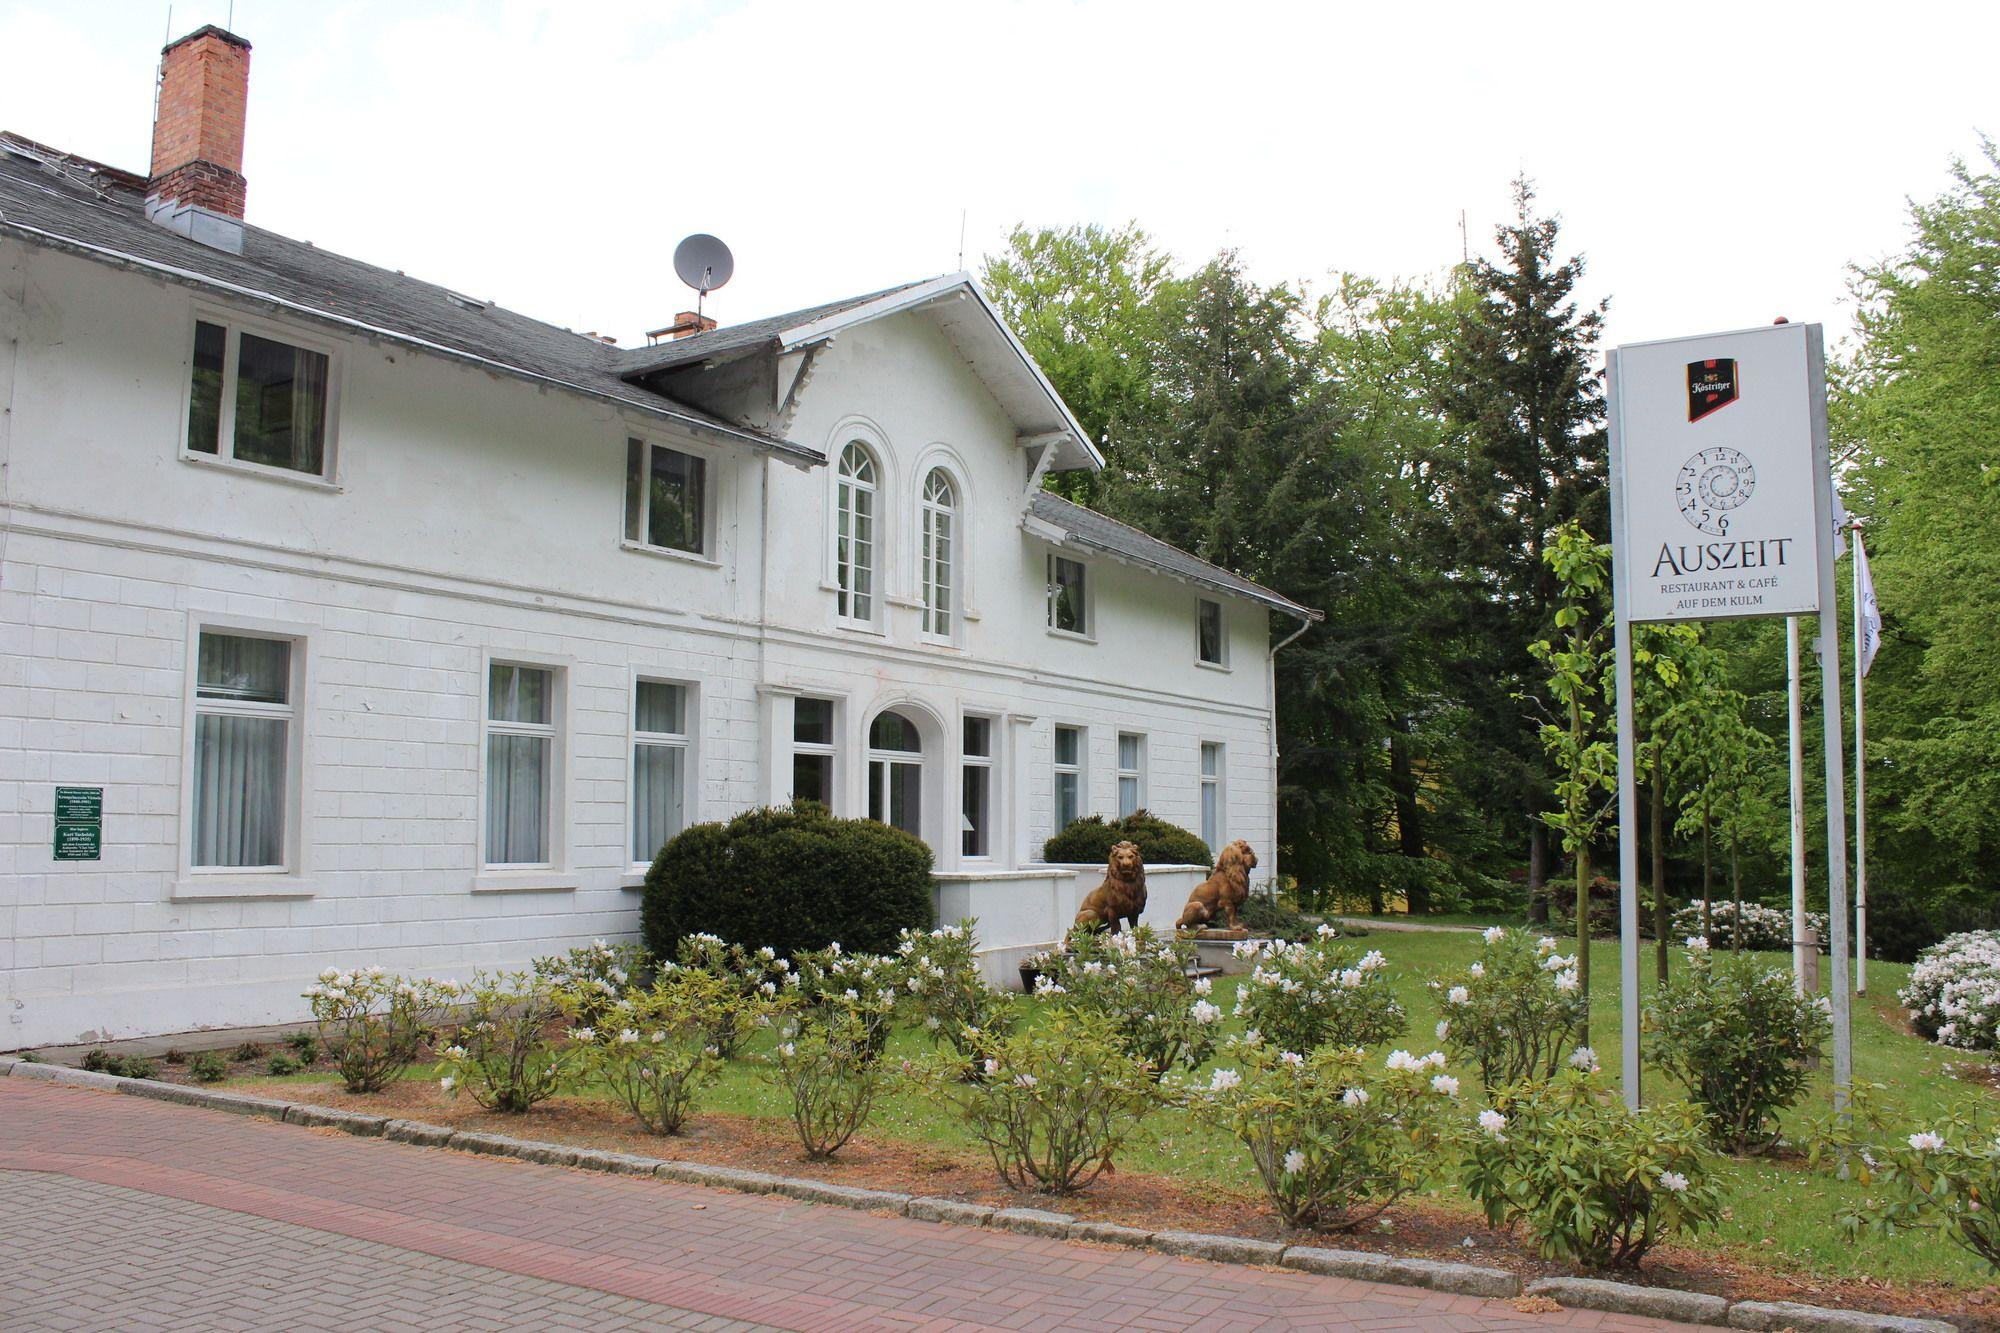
[1047,553,1092,640]
[791,694,840,811]
[960,713,997,861]
[919,465,958,641]
[180,304,343,487]
[1200,740,1226,855]
[1053,723,1086,832]
[622,435,719,563]
[1196,597,1230,669]
[834,440,881,627]
[175,617,311,899]
[1117,731,1146,819]
[477,652,572,888]
[628,674,697,870]
[865,708,925,838]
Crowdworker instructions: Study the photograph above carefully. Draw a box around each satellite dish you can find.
[674,234,734,296]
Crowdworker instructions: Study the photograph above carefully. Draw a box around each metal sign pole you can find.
[1787,616,1809,994]
[1606,348,1644,1110]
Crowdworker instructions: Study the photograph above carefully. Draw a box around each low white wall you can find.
[933,863,1212,989]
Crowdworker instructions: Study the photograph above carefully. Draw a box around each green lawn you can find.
[248,930,1993,1292]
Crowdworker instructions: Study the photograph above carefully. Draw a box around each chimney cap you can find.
[163,24,251,56]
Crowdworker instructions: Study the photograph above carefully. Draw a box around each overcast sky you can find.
[3,1,1992,356]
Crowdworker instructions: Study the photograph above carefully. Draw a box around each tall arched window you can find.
[920,467,956,638]
[867,710,923,836]
[836,442,877,622]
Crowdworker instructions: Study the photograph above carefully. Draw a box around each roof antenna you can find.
[164,4,173,43]
[673,233,734,321]
[957,208,967,271]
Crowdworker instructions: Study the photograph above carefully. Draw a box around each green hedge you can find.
[1041,811,1213,867]
[641,802,935,959]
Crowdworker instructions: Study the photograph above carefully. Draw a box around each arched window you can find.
[867,709,923,835]
[920,467,956,637]
[835,442,877,622]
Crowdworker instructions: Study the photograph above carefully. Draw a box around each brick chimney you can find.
[146,25,251,250]
[646,311,719,344]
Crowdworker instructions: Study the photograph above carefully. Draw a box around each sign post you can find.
[1605,322,1850,1111]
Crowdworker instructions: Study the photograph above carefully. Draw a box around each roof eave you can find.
[0,218,825,467]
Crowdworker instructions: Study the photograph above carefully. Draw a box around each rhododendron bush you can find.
[1429,928,1588,1091]
[1668,900,1827,954]
[1230,929,1406,1055]
[303,966,452,1094]
[1901,931,2000,1052]
[1027,925,1218,1079]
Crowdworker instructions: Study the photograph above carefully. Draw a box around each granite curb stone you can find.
[990,1207,1076,1240]
[1727,1301,1957,1332]
[1152,1230,1287,1265]
[769,1178,913,1213]
[1282,1246,1521,1299]
[569,1148,670,1177]
[1526,1276,1732,1326]
[382,1118,454,1147]
[1066,1220,1155,1248]
[907,1197,996,1226]
[283,1104,389,1137]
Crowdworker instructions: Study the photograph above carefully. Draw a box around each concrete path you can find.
[1335,917,1484,934]
[0,1078,1698,1331]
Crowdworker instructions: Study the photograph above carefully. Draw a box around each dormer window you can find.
[624,438,709,557]
[836,442,878,623]
[186,317,334,478]
[1047,555,1088,637]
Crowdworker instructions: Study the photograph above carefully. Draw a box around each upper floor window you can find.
[625,438,708,556]
[920,468,956,638]
[190,630,297,869]
[187,318,332,477]
[1047,555,1088,636]
[632,680,691,865]
[836,442,877,622]
[1198,598,1227,666]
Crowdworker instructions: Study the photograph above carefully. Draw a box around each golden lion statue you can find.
[1176,840,1258,931]
[1074,839,1148,931]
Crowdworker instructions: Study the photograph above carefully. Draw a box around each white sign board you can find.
[1608,322,1824,623]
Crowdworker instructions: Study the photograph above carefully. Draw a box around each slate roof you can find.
[619,279,935,379]
[0,138,817,464]
[1030,493,1322,622]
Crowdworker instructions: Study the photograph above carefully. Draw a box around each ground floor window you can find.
[191,630,294,869]
[867,710,923,836]
[1053,724,1083,830]
[486,662,556,867]
[632,680,689,864]
[1117,731,1145,818]
[962,716,993,857]
[793,697,836,807]
[1200,741,1224,854]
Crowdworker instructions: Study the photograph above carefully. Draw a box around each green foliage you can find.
[1815,1095,2000,1272]
[894,921,1015,1068]
[672,933,787,1059]
[435,971,579,1114]
[1238,891,1317,942]
[1463,1071,1722,1269]
[1185,1040,1465,1231]
[642,803,934,960]
[568,969,746,1135]
[784,943,906,1057]
[267,1052,301,1077]
[1040,811,1213,866]
[533,939,648,1028]
[1644,943,1831,1152]
[230,1042,265,1063]
[304,967,448,1095]
[1231,932,1406,1055]
[908,1007,1161,1194]
[1028,925,1220,1079]
[187,1050,227,1084]
[81,1049,161,1080]
[1431,927,1588,1091]
[767,1012,883,1160]
[283,1031,320,1065]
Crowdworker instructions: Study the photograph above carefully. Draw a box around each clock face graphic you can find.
[1676,447,1756,536]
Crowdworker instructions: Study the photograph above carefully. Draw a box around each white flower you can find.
[777,1042,795,1058]
[1422,1051,1447,1069]
[1342,1086,1369,1107]
[617,1028,640,1045]
[439,1076,456,1092]
[1569,1046,1599,1072]
[318,967,340,982]
[1477,1109,1507,1138]
[924,1016,941,1030]
[1193,976,1213,996]
[365,964,385,977]
[443,1044,467,1059]
[1554,970,1580,993]
[1209,1068,1242,1092]
[1241,1029,1263,1048]
[759,981,777,996]
[1536,937,1557,955]
[1280,1051,1305,1067]
[1358,950,1387,972]
[1283,1149,1307,1175]
[1447,986,1471,1007]
[1385,1050,1419,1072]
[1191,1000,1222,1026]
[1657,1170,1689,1194]
[1685,935,1711,953]
[1431,1074,1460,1097]
[649,1031,665,1044]
[1483,926,1507,945]
[1468,962,1485,978]
[1436,1020,1451,1040]
[1909,1131,1947,1153]
[573,1027,596,1043]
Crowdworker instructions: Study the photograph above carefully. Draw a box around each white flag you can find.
[1855,532,1883,678]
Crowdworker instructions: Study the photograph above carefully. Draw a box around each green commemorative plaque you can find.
[55,821,102,860]
[54,785,104,861]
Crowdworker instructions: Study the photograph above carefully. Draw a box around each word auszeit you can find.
[1651,536,1795,578]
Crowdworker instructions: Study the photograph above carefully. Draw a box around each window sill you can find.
[620,872,647,891]
[181,450,341,492]
[172,876,314,902]
[1195,659,1233,673]
[833,621,887,638]
[471,871,580,894]
[1046,627,1096,645]
[619,539,719,569]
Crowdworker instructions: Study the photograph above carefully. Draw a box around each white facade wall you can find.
[0,242,1283,1048]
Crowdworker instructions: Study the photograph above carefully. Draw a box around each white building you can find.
[0,26,1318,1048]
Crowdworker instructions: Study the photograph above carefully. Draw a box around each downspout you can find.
[1264,610,1313,899]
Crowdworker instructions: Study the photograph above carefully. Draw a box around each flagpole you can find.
[1788,615,1809,995]
[1853,524,1869,995]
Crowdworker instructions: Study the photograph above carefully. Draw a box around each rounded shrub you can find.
[1041,810,1212,866]
[642,802,934,960]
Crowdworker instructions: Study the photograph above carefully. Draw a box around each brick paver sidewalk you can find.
[0,1079,1696,1331]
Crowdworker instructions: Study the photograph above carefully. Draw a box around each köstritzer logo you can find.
[1687,358,1739,422]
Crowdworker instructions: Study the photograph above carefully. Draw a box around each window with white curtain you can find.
[1200,741,1225,854]
[191,631,294,869]
[186,318,333,477]
[835,442,877,622]
[631,680,690,865]
[920,467,956,638]
[1053,724,1084,831]
[485,662,556,867]
[1117,732,1145,818]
